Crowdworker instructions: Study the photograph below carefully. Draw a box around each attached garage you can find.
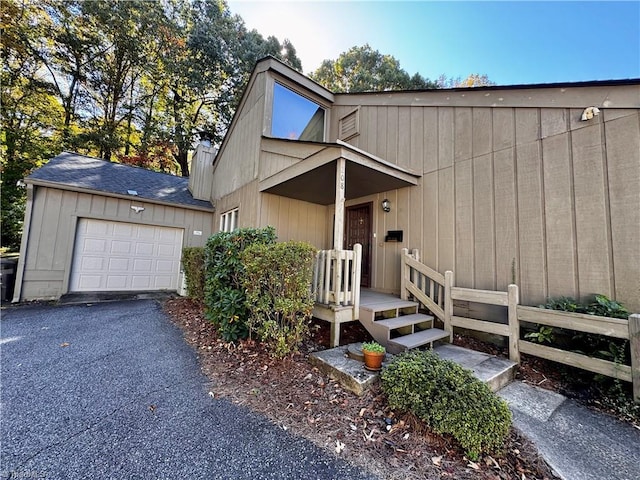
[14,152,214,301]
[70,219,184,292]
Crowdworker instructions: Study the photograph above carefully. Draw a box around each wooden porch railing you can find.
[312,243,362,311]
[400,248,640,402]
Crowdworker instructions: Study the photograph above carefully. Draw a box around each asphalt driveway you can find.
[1,300,370,480]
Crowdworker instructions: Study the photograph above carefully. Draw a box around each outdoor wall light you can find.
[381,198,391,213]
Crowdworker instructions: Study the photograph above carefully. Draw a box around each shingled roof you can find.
[27,152,213,210]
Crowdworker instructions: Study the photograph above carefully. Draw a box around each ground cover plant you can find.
[381,350,512,460]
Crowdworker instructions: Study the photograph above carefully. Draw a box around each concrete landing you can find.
[309,343,517,395]
[434,344,517,392]
[309,343,393,396]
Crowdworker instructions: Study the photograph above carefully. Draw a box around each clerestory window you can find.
[271,83,325,142]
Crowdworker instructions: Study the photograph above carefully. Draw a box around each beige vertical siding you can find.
[20,187,214,300]
[331,93,640,311]
[211,71,267,199]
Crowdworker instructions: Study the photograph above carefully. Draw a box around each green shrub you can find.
[381,350,512,459]
[242,241,316,358]
[181,247,205,299]
[204,226,277,342]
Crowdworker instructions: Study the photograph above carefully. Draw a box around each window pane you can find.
[272,83,324,142]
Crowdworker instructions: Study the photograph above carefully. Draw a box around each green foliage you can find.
[204,227,276,342]
[524,326,555,344]
[181,247,205,300]
[540,294,628,319]
[381,350,512,459]
[242,241,316,358]
[310,44,438,93]
[362,341,386,354]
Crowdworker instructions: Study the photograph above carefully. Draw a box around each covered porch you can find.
[259,138,421,344]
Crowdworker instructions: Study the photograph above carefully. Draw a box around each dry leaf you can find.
[467,461,480,470]
[432,455,442,466]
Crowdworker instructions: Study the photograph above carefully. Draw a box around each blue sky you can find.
[228,1,640,86]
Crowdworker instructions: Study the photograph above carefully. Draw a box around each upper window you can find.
[271,83,324,142]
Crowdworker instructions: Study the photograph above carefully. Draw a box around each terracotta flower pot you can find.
[362,349,386,371]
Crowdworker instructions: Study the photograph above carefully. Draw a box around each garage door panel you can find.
[106,276,128,289]
[80,257,104,271]
[133,259,152,272]
[77,275,102,289]
[110,240,131,254]
[153,276,174,289]
[137,225,156,240]
[135,242,154,256]
[70,219,183,292]
[108,257,130,271]
[113,222,134,237]
[84,239,107,253]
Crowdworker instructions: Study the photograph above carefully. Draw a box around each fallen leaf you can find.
[432,455,442,466]
[359,407,367,417]
[335,439,345,454]
[467,461,480,470]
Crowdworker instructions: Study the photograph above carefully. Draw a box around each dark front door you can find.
[345,203,372,288]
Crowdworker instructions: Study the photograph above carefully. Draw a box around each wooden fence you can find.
[401,248,640,402]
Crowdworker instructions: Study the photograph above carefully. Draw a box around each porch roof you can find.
[259,138,420,205]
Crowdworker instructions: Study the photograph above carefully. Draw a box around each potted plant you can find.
[361,341,386,371]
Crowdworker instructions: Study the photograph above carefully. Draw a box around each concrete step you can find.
[376,313,434,330]
[387,328,450,354]
[434,344,517,392]
[310,343,517,395]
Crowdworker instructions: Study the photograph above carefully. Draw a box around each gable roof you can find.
[26,152,213,211]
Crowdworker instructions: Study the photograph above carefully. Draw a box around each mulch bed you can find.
[163,298,556,479]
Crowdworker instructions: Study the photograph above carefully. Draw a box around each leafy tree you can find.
[310,44,438,93]
[1,0,62,250]
[437,73,496,88]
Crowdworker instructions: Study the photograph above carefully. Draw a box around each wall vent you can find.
[339,109,359,140]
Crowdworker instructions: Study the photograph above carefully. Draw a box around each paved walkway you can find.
[499,381,640,480]
[1,300,370,480]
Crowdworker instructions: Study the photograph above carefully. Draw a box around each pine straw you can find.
[163,298,555,480]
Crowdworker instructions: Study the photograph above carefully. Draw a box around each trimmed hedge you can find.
[242,241,316,358]
[204,226,276,342]
[381,350,512,459]
[181,247,205,299]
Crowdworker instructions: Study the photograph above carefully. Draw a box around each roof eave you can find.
[25,178,215,213]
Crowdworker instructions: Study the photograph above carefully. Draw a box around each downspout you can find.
[12,183,34,302]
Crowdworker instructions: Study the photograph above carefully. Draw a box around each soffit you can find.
[259,142,419,205]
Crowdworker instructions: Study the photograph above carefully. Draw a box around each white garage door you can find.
[70,219,184,292]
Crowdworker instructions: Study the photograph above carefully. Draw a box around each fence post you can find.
[400,248,408,300]
[444,270,454,342]
[508,284,520,363]
[352,244,362,318]
[630,314,640,403]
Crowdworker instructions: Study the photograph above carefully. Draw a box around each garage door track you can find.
[1,300,370,479]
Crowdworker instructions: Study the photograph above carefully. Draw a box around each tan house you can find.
[15,57,640,320]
